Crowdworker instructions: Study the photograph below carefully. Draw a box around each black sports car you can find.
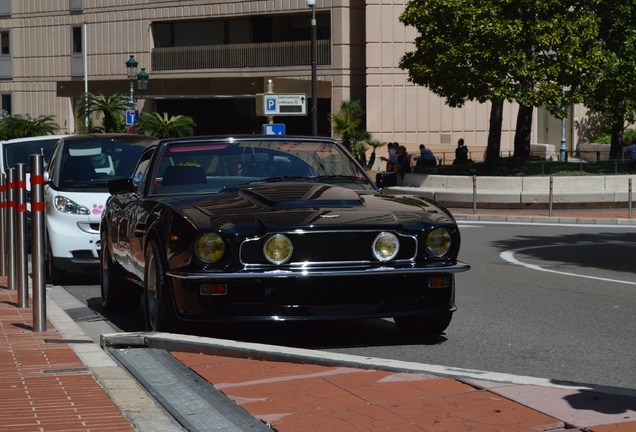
[100,135,470,334]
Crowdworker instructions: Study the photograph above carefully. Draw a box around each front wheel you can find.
[144,240,178,332]
[394,313,453,336]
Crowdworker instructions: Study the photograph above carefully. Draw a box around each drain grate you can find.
[43,339,93,344]
[42,367,89,374]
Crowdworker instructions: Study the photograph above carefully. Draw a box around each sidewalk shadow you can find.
[562,387,636,415]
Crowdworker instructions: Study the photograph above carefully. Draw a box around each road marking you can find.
[501,243,636,286]
[459,220,636,229]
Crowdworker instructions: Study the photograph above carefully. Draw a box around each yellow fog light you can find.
[372,232,399,261]
[263,234,293,264]
[194,233,226,263]
[425,227,452,257]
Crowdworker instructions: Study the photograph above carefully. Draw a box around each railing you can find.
[152,40,331,70]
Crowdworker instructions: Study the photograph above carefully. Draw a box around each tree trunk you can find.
[485,99,503,163]
[513,105,533,159]
[610,114,624,159]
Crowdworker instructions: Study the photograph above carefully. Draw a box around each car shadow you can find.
[88,295,448,349]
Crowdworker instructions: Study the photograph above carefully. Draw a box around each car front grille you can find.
[239,230,418,266]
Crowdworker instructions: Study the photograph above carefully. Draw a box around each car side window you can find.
[132,152,153,194]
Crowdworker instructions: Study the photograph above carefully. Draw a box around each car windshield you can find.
[149,139,375,195]
[4,138,59,173]
[59,139,149,189]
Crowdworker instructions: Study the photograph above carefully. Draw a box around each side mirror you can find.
[375,171,397,188]
[43,171,49,184]
[108,178,134,195]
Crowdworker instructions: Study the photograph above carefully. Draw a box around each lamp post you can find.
[125,55,149,110]
[307,0,317,136]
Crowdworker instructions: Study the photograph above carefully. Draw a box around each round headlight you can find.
[425,227,452,257]
[263,234,293,265]
[194,233,226,263]
[372,232,399,261]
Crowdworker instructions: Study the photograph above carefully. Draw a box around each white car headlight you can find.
[54,196,90,215]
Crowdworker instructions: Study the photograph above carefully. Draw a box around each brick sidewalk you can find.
[0,285,134,432]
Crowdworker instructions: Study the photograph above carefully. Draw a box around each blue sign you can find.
[265,97,277,113]
[263,123,285,135]
[125,109,139,125]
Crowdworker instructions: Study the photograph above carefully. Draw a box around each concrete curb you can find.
[101,331,636,398]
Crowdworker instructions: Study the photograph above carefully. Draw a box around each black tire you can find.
[100,231,141,313]
[45,234,66,285]
[394,313,453,336]
[144,240,178,332]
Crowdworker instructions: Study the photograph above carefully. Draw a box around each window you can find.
[1,94,10,114]
[69,0,83,11]
[1,31,9,55]
[72,27,82,54]
[0,0,10,17]
[71,26,84,76]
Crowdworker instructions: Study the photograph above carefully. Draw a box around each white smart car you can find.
[44,134,154,284]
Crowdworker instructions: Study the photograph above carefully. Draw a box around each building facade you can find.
[0,0,582,162]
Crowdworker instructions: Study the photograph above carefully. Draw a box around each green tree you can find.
[329,100,371,161]
[77,92,129,133]
[0,113,59,139]
[399,0,601,161]
[136,112,196,138]
[579,1,636,157]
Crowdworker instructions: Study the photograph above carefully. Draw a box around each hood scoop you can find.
[239,183,363,208]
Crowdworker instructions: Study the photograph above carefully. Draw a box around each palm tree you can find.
[0,114,60,139]
[76,92,129,133]
[329,100,366,153]
[136,112,196,138]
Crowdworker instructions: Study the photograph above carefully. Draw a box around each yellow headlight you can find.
[194,233,226,263]
[263,234,293,265]
[425,227,452,257]
[372,232,399,261]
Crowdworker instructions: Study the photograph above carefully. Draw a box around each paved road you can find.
[61,220,636,392]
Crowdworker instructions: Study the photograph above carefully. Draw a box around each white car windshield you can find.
[59,140,148,189]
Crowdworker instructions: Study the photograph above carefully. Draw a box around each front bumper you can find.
[167,262,469,322]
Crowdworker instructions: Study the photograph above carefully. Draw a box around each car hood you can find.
[165,182,456,231]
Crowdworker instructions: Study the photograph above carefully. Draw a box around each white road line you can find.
[459,220,636,229]
[500,243,636,286]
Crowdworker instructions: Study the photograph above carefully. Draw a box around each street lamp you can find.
[125,55,149,110]
[307,0,317,136]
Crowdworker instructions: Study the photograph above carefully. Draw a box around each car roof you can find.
[1,134,67,145]
[59,133,155,143]
[157,134,337,143]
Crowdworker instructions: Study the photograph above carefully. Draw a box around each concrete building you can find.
[0,0,583,162]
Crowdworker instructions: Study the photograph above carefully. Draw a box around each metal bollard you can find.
[0,173,5,276]
[15,163,29,308]
[472,175,477,214]
[31,154,46,332]
[629,178,633,220]
[549,176,554,217]
[7,168,16,290]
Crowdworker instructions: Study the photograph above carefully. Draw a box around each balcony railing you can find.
[152,40,331,71]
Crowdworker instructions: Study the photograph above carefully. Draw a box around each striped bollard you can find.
[0,174,5,276]
[7,168,16,290]
[31,154,46,332]
[15,163,28,308]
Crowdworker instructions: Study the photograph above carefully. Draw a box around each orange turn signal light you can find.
[428,277,449,289]
[200,284,227,296]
